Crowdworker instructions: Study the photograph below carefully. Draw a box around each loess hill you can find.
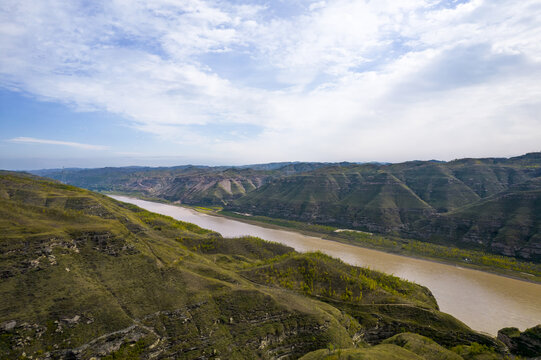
[231,153,541,261]
[31,163,330,206]
[0,171,521,359]
[34,153,541,261]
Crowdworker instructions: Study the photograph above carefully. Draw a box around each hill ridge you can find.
[28,152,541,260]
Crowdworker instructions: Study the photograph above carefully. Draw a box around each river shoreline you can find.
[103,191,540,284]
[212,210,541,285]
[109,194,541,335]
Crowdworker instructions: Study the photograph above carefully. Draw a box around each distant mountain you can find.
[0,172,504,359]
[31,162,335,205]
[234,161,305,170]
[31,153,541,260]
[228,153,541,261]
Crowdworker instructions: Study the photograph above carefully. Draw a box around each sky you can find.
[1,0,541,170]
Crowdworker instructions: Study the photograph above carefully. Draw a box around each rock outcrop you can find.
[498,325,541,358]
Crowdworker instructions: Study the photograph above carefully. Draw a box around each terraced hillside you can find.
[2,172,514,359]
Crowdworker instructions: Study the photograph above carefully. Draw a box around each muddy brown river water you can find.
[111,195,541,335]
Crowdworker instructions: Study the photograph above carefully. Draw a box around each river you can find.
[111,195,541,336]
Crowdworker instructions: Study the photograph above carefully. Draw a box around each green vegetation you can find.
[383,333,462,360]
[229,154,541,262]
[34,152,541,262]
[218,211,541,282]
[299,333,509,360]
[221,210,338,234]
[451,343,502,360]
[102,338,155,360]
[497,325,541,357]
[33,163,324,206]
[0,171,518,359]
[241,251,438,308]
[299,344,425,360]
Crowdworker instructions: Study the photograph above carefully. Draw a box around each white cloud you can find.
[8,137,109,151]
[1,0,541,163]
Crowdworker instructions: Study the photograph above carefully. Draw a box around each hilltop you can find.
[0,172,524,359]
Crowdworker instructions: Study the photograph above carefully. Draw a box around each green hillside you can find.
[231,166,436,234]
[1,172,512,359]
[32,153,541,261]
[411,177,541,261]
[32,166,275,205]
[388,162,481,212]
[230,154,541,260]
[300,332,506,360]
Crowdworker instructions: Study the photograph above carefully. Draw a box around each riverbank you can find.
[212,210,541,284]
[109,194,541,336]
[103,191,541,283]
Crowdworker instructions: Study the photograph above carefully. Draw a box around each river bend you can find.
[111,195,541,335]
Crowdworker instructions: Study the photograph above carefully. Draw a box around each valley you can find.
[36,153,541,272]
[4,1,540,358]
[215,210,541,283]
[110,195,541,336]
[1,172,539,359]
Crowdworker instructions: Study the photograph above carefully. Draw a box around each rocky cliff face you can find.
[497,325,541,358]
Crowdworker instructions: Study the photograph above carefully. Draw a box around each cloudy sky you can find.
[1,0,541,169]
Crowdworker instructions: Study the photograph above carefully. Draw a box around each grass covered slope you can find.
[32,166,276,205]
[0,172,504,359]
[300,333,502,360]
[411,177,541,261]
[219,210,541,281]
[231,167,436,233]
